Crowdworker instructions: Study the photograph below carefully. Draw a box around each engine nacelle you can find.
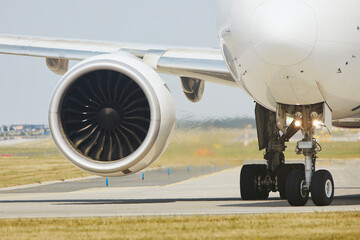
[49,52,175,177]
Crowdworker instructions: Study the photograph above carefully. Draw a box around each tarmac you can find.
[0,160,359,218]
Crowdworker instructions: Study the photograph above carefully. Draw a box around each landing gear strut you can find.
[240,103,334,206]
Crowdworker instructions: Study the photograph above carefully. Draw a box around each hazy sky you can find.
[0,0,254,125]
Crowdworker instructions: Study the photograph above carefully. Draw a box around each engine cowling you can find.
[49,52,175,177]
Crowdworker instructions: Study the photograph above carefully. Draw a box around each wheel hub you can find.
[300,180,308,198]
[325,179,333,198]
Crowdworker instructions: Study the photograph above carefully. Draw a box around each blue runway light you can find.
[168,168,170,175]
[106,178,109,187]
[142,173,144,180]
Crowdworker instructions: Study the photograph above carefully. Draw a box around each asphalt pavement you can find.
[0,160,359,218]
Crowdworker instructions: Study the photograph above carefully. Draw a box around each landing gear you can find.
[278,164,304,199]
[285,103,334,206]
[311,170,334,206]
[240,102,335,206]
[286,169,309,206]
[240,103,301,201]
[240,165,269,200]
[286,169,335,206]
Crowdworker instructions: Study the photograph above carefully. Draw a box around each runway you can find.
[0,161,359,218]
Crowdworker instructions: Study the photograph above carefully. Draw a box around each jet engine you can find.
[49,52,175,177]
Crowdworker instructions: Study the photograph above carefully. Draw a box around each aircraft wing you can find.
[332,118,360,128]
[0,34,236,87]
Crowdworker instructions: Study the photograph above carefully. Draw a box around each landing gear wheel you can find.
[311,170,334,206]
[278,164,304,199]
[240,165,269,200]
[286,170,309,206]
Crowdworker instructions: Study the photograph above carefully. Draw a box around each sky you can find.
[0,0,254,125]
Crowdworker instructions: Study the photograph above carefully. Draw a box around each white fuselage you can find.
[217,0,360,119]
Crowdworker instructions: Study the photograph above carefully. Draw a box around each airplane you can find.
[0,0,357,207]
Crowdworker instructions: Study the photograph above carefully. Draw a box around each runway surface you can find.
[0,160,359,218]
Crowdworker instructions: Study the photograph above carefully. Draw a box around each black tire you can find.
[257,189,270,200]
[240,165,258,200]
[286,169,309,206]
[278,165,290,199]
[254,165,269,200]
[240,164,269,200]
[311,170,334,206]
[278,164,304,199]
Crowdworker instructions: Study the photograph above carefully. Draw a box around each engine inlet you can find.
[60,70,150,161]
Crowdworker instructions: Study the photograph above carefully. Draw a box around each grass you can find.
[0,212,359,239]
[0,128,360,187]
[0,139,89,187]
[156,128,360,168]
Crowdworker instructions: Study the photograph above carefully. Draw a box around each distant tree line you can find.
[176,117,255,129]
